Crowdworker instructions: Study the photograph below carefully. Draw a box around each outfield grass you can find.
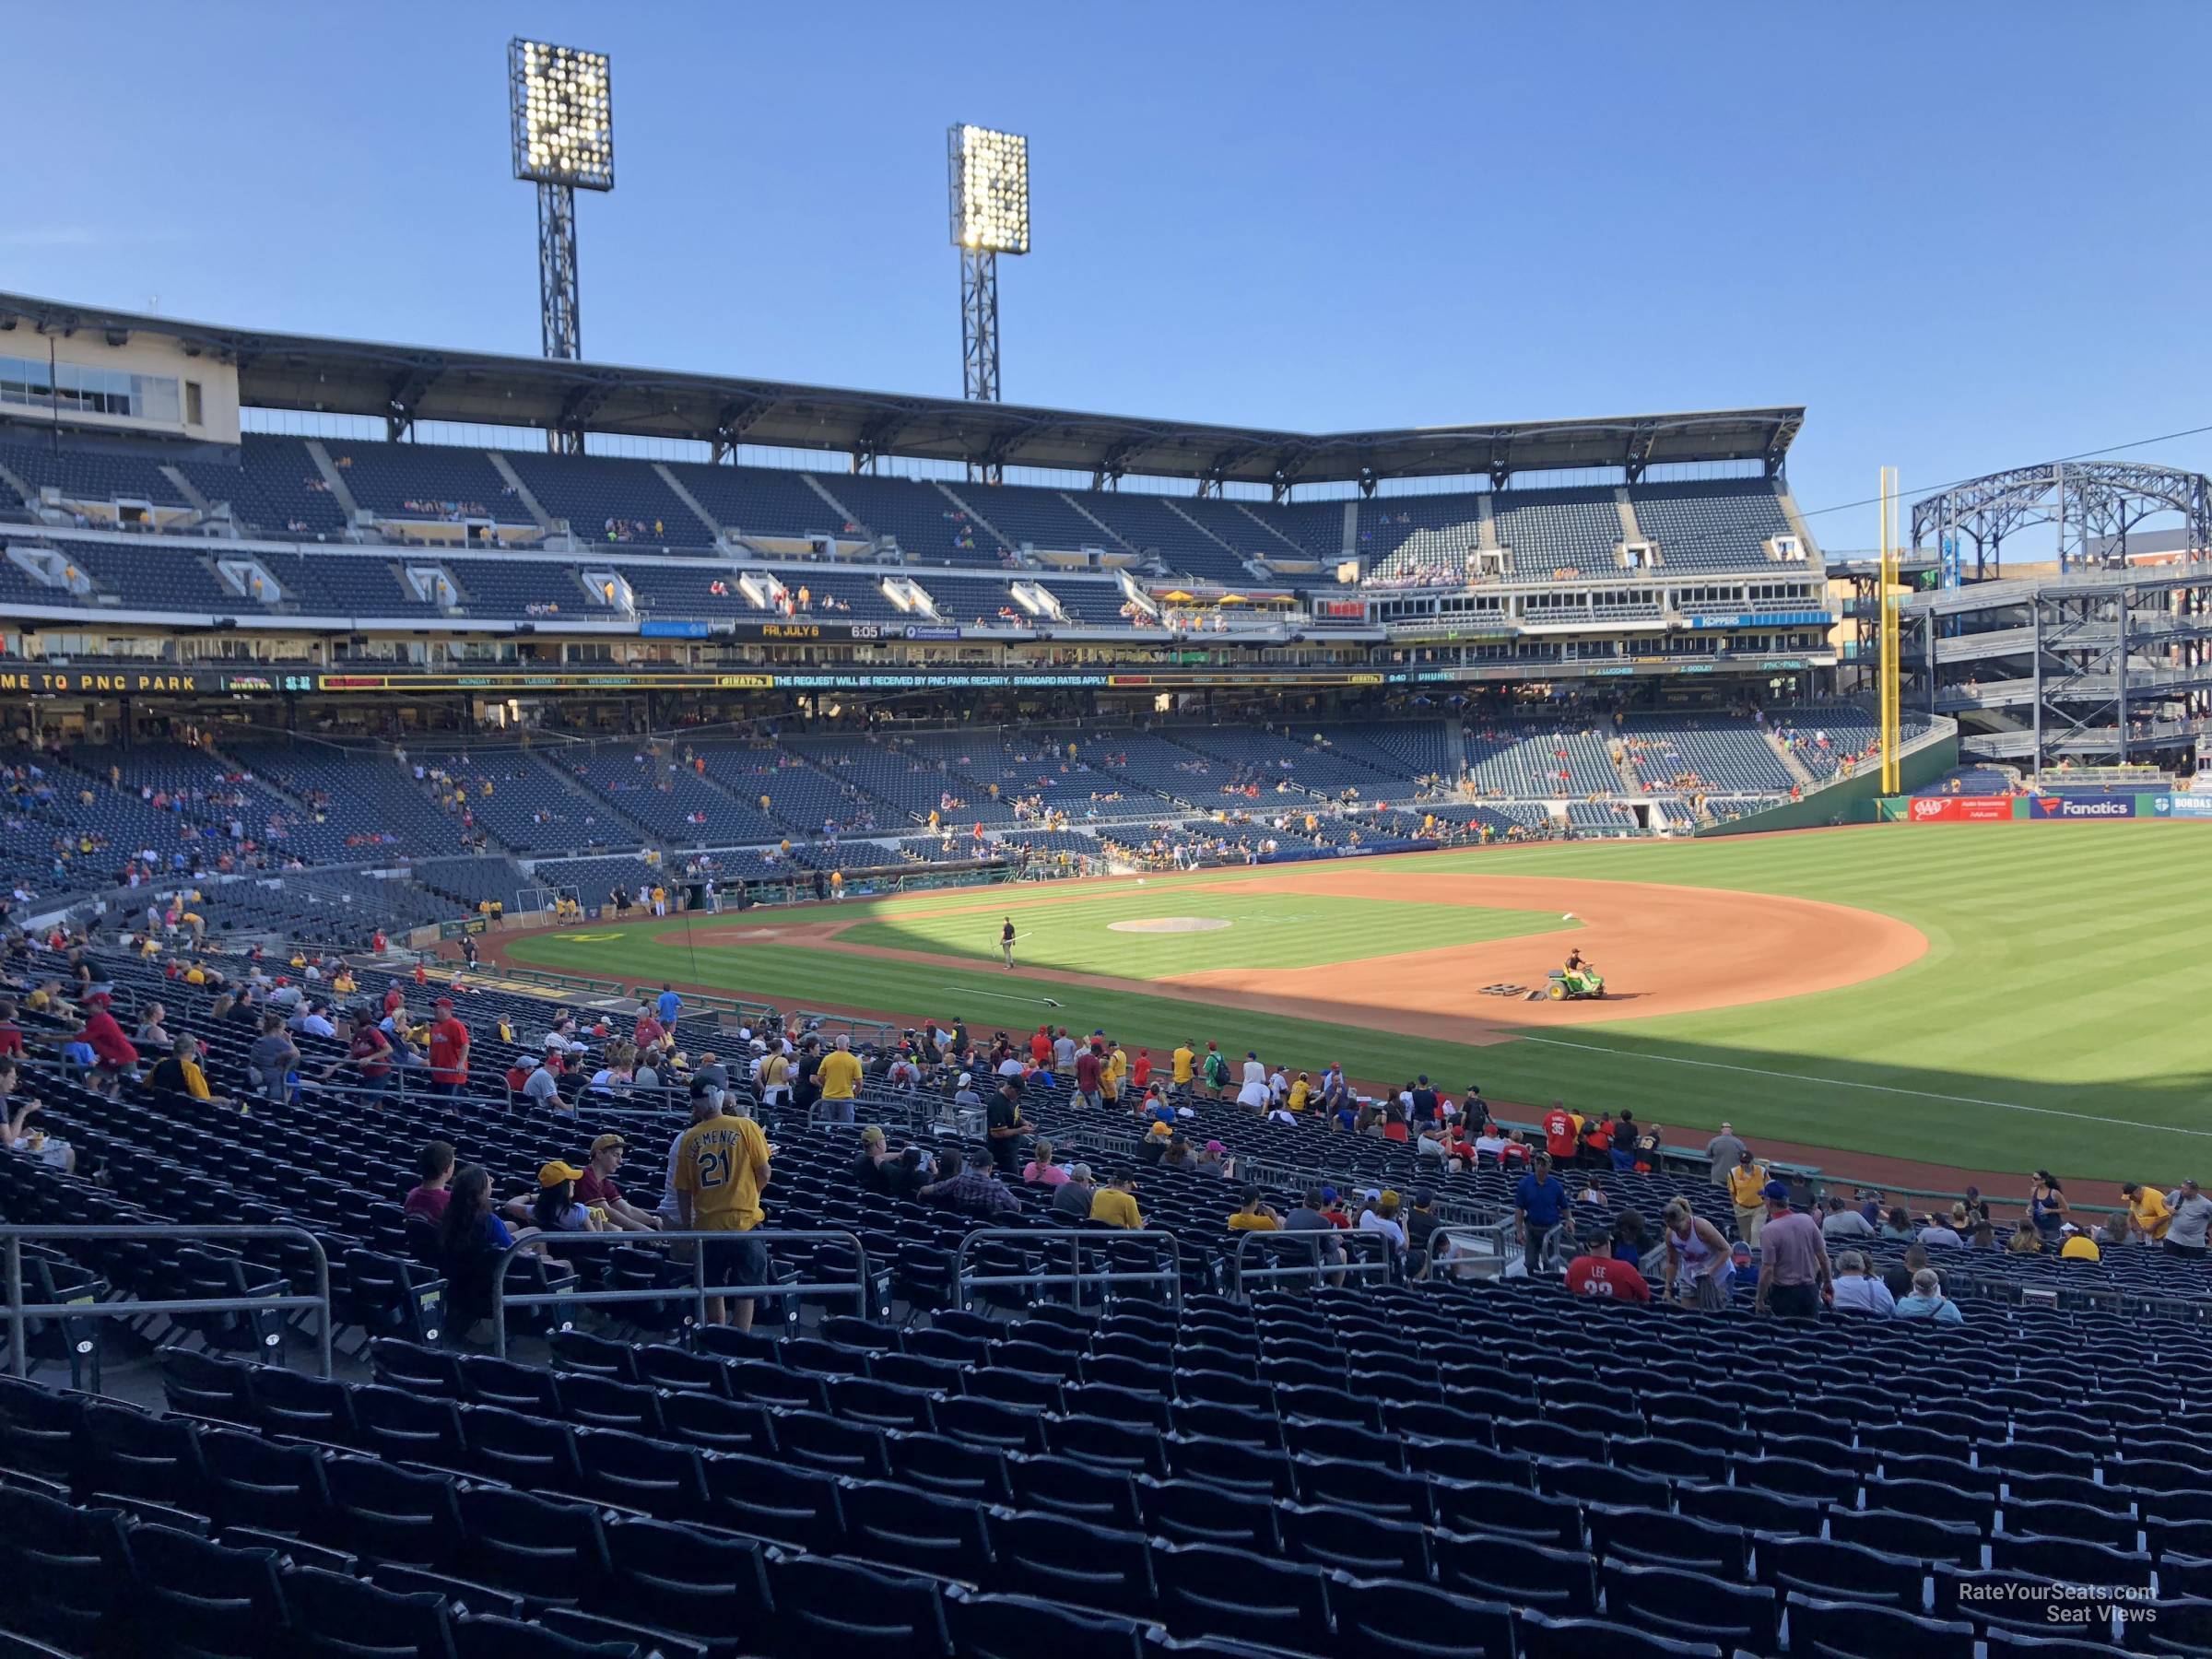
[503,823,2212,1182]
[838,886,1572,975]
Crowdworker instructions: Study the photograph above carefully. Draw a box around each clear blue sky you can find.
[8,2,2206,548]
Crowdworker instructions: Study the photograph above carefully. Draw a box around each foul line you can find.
[1511,1034,2212,1140]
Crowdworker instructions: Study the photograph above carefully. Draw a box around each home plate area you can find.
[1107,916,1234,934]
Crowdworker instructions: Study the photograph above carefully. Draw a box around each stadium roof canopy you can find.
[0,290,1803,492]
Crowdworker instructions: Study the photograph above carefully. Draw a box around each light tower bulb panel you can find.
[947,124,1030,254]
[510,38,615,191]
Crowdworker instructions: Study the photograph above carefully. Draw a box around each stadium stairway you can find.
[533,751,670,851]
[484,452,558,535]
[304,441,363,523]
[931,481,1016,562]
[651,464,724,544]
[1768,733,1818,790]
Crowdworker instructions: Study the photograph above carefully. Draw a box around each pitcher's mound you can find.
[1109,916,1231,934]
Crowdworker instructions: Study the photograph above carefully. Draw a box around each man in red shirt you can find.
[1132,1050,1152,1093]
[0,1001,23,1058]
[1073,1042,1104,1109]
[1542,1100,1579,1162]
[1564,1248,1652,1302]
[428,997,470,1097]
[633,1012,665,1051]
[80,993,140,1095]
[1030,1026,1052,1067]
[382,983,406,1021]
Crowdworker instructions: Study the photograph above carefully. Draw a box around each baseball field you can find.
[482,822,2212,1186]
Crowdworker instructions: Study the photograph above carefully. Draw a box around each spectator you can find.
[427,997,470,1097]
[1882,1242,1932,1300]
[404,1141,455,1227]
[1894,1266,1964,1324]
[246,1013,299,1102]
[1877,1206,1918,1241]
[1917,1211,1964,1248]
[2028,1171,2068,1243]
[520,1052,563,1111]
[1022,1138,1069,1186]
[674,1102,775,1331]
[1227,1187,1280,1231]
[1513,1154,1569,1269]
[1564,1230,1652,1302]
[987,1079,1026,1175]
[436,1164,535,1344]
[525,1162,607,1240]
[79,992,139,1095]
[1403,1187,1444,1275]
[850,1125,895,1194]
[0,1060,73,1172]
[1754,1182,1830,1317]
[1829,1250,1895,1314]
[1724,1147,1769,1244]
[2166,1180,2212,1259]
[577,1134,660,1231]
[2059,1227,2101,1262]
[883,1146,932,1201]
[1051,1162,1098,1220]
[147,1033,230,1105]
[816,1034,862,1124]
[1705,1122,1746,1185]
[1089,1171,1145,1229]
[2124,1182,2171,1242]
[918,1149,1019,1217]
[1660,1194,1734,1309]
[1820,1194,1873,1242]
[1359,1191,1407,1259]
[134,1001,173,1052]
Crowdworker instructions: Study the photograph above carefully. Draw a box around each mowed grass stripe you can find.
[839,888,1571,976]
[504,822,2212,1181]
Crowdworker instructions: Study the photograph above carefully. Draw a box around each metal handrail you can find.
[1,1223,333,1378]
[1427,1220,1517,1280]
[488,1226,870,1358]
[1230,1226,1394,1291]
[953,1226,1182,1308]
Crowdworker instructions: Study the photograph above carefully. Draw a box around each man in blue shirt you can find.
[655,984,682,1026]
[1514,1153,1570,1271]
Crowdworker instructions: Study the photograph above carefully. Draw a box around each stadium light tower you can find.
[510,37,613,451]
[947,123,1029,480]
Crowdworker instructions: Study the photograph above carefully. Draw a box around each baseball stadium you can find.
[2,13,2211,1659]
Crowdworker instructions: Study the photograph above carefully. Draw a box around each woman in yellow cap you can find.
[527,1161,608,1241]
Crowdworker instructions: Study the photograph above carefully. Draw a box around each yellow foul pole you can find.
[1878,465,1901,794]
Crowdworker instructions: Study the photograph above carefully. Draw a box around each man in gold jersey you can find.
[674,1104,774,1331]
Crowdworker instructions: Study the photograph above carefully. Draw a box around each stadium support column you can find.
[2115,588,2129,751]
[538,182,582,363]
[1878,466,1900,794]
[2031,602,2044,779]
[960,246,1003,484]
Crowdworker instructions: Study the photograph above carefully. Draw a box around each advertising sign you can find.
[2028,795,2137,820]
[1905,796,2018,822]
[2150,794,2212,819]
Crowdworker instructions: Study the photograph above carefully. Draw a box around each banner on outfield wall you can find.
[1257,838,1430,865]
[2027,795,2138,820]
[1901,795,2020,822]
[2151,794,2212,818]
